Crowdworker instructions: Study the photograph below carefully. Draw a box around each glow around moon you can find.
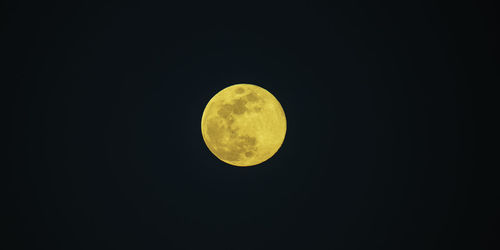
[201,84,287,167]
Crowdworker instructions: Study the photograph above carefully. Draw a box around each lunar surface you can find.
[201,84,287,167]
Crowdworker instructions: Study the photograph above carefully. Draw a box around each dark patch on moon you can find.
[232,98,248,114]
[245,92,258,102]
[235,87,245,94]
[217,104,233,119]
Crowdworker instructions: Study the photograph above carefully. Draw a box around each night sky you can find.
[4,1,496,249]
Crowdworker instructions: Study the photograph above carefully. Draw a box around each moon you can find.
[201,83,287,167]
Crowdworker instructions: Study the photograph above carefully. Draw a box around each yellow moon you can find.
[201,83,287,167]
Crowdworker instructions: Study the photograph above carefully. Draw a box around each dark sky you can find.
[4,1,496,249]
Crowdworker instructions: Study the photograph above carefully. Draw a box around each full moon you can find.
[201,83,287,167]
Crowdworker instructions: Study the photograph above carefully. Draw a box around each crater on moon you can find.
[201,84,286,167]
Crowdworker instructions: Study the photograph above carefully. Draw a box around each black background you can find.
[4,1,496,249]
